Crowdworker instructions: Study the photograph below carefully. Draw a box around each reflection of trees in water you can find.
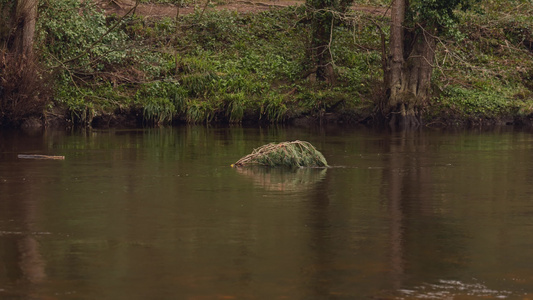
[381,129,467,292]
[304,169,333,298]
[0,130,48,295]
[0,175,46,295]
[235,167,327,192]
[234,165,331,296]
[1,205,47,287]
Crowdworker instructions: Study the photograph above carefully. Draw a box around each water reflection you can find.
[234,166,327,193]
[305,168,334,298]
[0,164,47,298]
[1,126,533,299]
[380,130,469,293]
[399,279,514,298]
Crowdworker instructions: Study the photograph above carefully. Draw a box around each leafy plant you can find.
[261,94,288,123]
[38,0,128,72]
[135,80,187,124]
[186,99,220,123]
[437,86,518,119]
[141,97,177,125]
[222,92,247,123]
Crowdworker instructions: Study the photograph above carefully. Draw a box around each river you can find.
[1,125,532,299]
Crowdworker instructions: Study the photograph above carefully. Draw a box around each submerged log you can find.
[18,154,65,160]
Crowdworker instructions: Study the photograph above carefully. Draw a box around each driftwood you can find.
[18,154,65,160]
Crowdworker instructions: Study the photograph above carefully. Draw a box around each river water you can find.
[1,125,533,299]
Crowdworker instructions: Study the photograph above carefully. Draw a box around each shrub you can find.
[0,54,50,126]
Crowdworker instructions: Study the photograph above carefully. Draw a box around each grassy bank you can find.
[32,0,533,127]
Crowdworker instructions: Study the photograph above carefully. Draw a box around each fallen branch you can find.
[18,154,65,160]
[233,140,328,168]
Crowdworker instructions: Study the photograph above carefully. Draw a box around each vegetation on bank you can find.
[1,0,533,127]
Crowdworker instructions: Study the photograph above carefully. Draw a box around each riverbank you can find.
[6,0,533,128]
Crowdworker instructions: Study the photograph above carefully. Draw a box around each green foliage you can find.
[142,97,177,125]
[69,99,96,125]
[437,86,519,118]
[296,89,354,114]
[33,0,533,127]
[180,55,218,74]
[55,83,132,125]
[407,0,478,33]
[178,53,271,97]
[38,0,128,71]
[261,94,288,123]
[420,0,533,124]
[187,10,244,51]
[186,99,219,123]
[55,86,96,125]
[181,73,219,98]
[239,52,302,81]
[135,80,187,124]
[306,0,353,12]
[222,92,248,123]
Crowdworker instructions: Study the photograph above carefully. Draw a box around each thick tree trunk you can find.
[1,0,46,127]
[18,0,38,59]
[383,0,436,127]
[4,0,38,59]
[386,0,405,103]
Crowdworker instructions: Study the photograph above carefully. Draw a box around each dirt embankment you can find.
[98,0,388,18]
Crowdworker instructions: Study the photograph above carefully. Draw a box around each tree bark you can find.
[386,0,405,104]
[308,1,336,84]
[307,0,352,84]
[1,0,46,127]
[10,0,38,60]
[382,0,436,127]
[313,20,335,83]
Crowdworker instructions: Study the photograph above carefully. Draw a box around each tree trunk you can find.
[313,19,335,84]
[1,0,46,127]
[308,1,336,84]
[386,0,405,109]
[383,0,436,127]
[8,0,38,60]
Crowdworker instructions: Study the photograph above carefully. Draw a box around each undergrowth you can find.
[26,0,533,127]
[431,0,533,124]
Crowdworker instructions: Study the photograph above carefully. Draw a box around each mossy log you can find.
[233,140,328,168]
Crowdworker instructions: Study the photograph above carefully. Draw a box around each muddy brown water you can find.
[1,125,533,299]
